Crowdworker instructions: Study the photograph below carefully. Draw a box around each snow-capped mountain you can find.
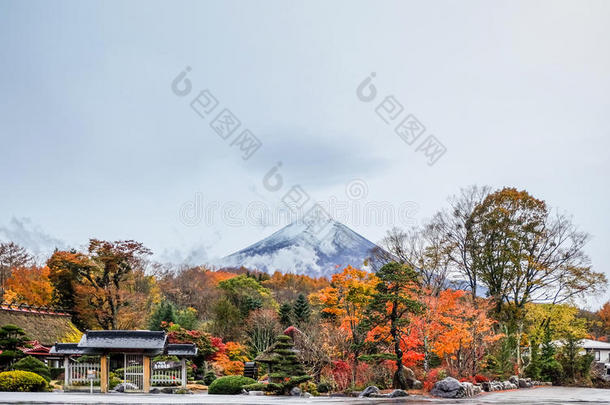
[216,219,379,278]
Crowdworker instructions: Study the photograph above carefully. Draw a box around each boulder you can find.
[472,385,482,395]
[509,375,519,386]
[149,388,160,394]
[359,386,380,398]
[388,389,409,398]
[481,381,491,392]
[412,380,423,389]
[161,387,174,394]
[502,381,512,390]
[400,367,420,389]
[461,382,475,397]
[290,387,302,396]
[518,378,532,388]
[430,377,465,398]
[490,381,504,391]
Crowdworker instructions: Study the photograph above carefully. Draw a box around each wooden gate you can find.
[124,354,144,392]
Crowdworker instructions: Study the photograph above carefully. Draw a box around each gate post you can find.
[100,355,108,393]
[181,358,187,388]
[63,356,69,389]
[143,356,150,393]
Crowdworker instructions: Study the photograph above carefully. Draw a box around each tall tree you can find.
[0,242,33,299]
[49,240,152,329]
[293,294,311,326]
[366,262,423,389]
[312,266,377,385]
[279,302,293,328]
[467,188,606,314]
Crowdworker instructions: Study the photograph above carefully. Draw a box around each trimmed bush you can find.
[12,356,51,381]
[208,375,255,394]
[203,370,217,385]
[0,370,48,392]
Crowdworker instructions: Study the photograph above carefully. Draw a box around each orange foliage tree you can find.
[411,289,499,376]
[4,265,53,306]
[311,266,377,386]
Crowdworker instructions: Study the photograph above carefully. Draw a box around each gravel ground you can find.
[0,387,608,404]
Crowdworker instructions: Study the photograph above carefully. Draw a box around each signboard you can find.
[153,361,181,370]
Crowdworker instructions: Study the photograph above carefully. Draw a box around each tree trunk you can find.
[390,301,407,390]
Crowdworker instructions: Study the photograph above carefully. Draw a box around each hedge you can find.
[0,370,48,392]
[208,375,255,394]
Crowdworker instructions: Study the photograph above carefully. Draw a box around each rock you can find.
[301,392,312,398]
[114,383,139,393]
[161,387,174,394]
[518,378,532,388]
[430,377,465,398]
[359,386,380,398]
[481,381,491,392]
[248,391,264,396]
[502,381,512,390]
[388,389,409,398]
[509,375,519,386]
[472,385,482,395]
[290,387,302,396]
[412,380,423,389]
[461,382,475,397]
[149,388,160,394]
[509,383,517,390]
[490,381,503,391]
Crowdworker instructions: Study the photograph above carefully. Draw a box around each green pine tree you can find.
[148,301,177,330]
[0,324,29,370]
[292,294,311,326]
[245,335,311,394]
[279,302,293,328]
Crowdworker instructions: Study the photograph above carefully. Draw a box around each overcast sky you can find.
[1,1,609,308]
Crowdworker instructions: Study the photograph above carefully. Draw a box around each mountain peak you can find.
[217,219,378,277]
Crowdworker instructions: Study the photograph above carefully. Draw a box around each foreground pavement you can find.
[0,387,608,404]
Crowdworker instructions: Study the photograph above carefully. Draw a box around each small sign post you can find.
[87,369,97,394]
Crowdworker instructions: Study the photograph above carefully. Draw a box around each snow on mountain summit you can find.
[217,219,378,277]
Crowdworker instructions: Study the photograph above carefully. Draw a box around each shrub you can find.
[208,375,255,394]
[0,370,48,392]
[299,381,319,396]
[12,356,51,381]
[474,374,489,383]
[203,370,217,385]
[316,380,333,393]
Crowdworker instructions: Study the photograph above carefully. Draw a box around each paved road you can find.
[0,387,608,404]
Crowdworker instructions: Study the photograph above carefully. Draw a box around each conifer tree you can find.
[148,300,177,330]
[292,294,311,326]
[245,335,311,394]
[279,302,293,328]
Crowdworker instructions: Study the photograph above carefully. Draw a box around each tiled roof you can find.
[79,330,167,350]
[167,344,197,356]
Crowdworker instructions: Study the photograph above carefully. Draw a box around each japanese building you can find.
[50,330,197,393]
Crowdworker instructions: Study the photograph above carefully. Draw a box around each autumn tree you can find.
[4,266,53,306]
[48,240,153,329]
[0,242,33,299]
[598,301,610,338]
[366,262,423,389]
[467,188,606,371]
[244,309,281,357]
[312,266,377,385]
